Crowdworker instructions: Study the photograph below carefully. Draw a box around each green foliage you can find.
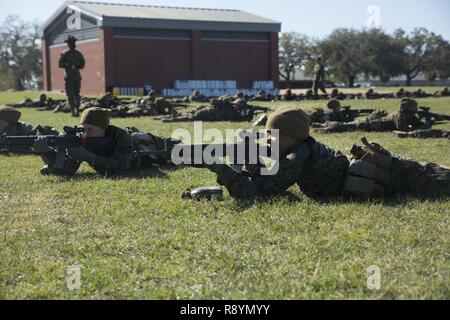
[360,29,405,83]
[1,91,449,299]
[392,28,431,86]
[423,34,450,85]
[315,28,366,87]
[279,32,311,86]
[0,15,42,91]
[281,28,450,87]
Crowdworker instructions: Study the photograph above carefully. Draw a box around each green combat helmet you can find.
[149,90,157,98]
[327,99,341,111]
[39,93,48,105]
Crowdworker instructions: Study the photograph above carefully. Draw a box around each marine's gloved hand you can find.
[32,136,51,153]
[67,147,96,165]
[207,163,239,186]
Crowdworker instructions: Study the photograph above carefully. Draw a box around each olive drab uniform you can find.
[41,126,177,176]
[312,62,327,96]
[161,97,254,122]
[393,129,450,139]
[0,122,59,154]
[345,138,450,198]
[315,110,429,133]
[212,137,450,200]
[309,108,350,124]
[59,46,86,117]
[212,137,350,199]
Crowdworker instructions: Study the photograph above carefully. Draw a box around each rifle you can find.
[169,131,272,170]
[417,106,450,124]
[341,106,375,121]
[249,105,271,113]
[342,106,375,117]
[0,126,113,156]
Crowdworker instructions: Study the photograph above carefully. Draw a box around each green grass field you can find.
[0,91,449,300]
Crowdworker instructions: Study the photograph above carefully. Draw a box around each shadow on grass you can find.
[55,165,175,182]
[228,191,308,211]
[227,191,449,210]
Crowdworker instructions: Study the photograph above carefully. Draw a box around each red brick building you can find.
[41,1,281,95]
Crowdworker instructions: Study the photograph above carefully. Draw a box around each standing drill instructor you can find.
[59,35,85,117]
[312,57,327,96]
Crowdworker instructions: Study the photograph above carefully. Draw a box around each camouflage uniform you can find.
[309,99,382,124]
[9,94,48,109]
[41,126,175,176]
[440,87,449,97]
[211,137,450,200]
[59,37,86,117]
[312,61,327,96]
[212,137,349,199]
[190,90,208,103]
[316,110,428,133]
[152,98,176,115]
[309,108,349,124]
[282,89,295,101]
[346,138,450,198]
[163,98,254,122]
[394,129,450,139]
[252,90,270,102]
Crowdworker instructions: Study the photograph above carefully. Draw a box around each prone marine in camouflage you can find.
[277,87,449,102]
[99,91,187,118]
[250,90,275,102]
[308,99,383,124]
[32,107,178,176]
[393,129,450,140]
[0,106,59,154]
[315,98,432,133]
[59,36,86,117]
[158,96,268,123]
[188,90,209,103]
[25,90,186,118]
[208,106,450,200]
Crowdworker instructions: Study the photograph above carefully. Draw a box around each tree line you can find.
[0,15,41,91]
[279,28,450,87]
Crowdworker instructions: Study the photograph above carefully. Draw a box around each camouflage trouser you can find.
[65,79,81,117]
[344,138,450,199]
[390,157,450,197]
[312,80,327,95]
[393,129,450,139]
[316,115,396,134]
[161,114,195,123]
[315,121,358,133]
[162,108,240,122]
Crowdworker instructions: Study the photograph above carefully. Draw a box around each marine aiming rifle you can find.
[341,106,375,121]
[417,106,450,125]
[0,126,114,155]
[249,105,271,113]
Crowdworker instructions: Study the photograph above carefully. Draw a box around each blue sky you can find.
[1,0,449,39]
